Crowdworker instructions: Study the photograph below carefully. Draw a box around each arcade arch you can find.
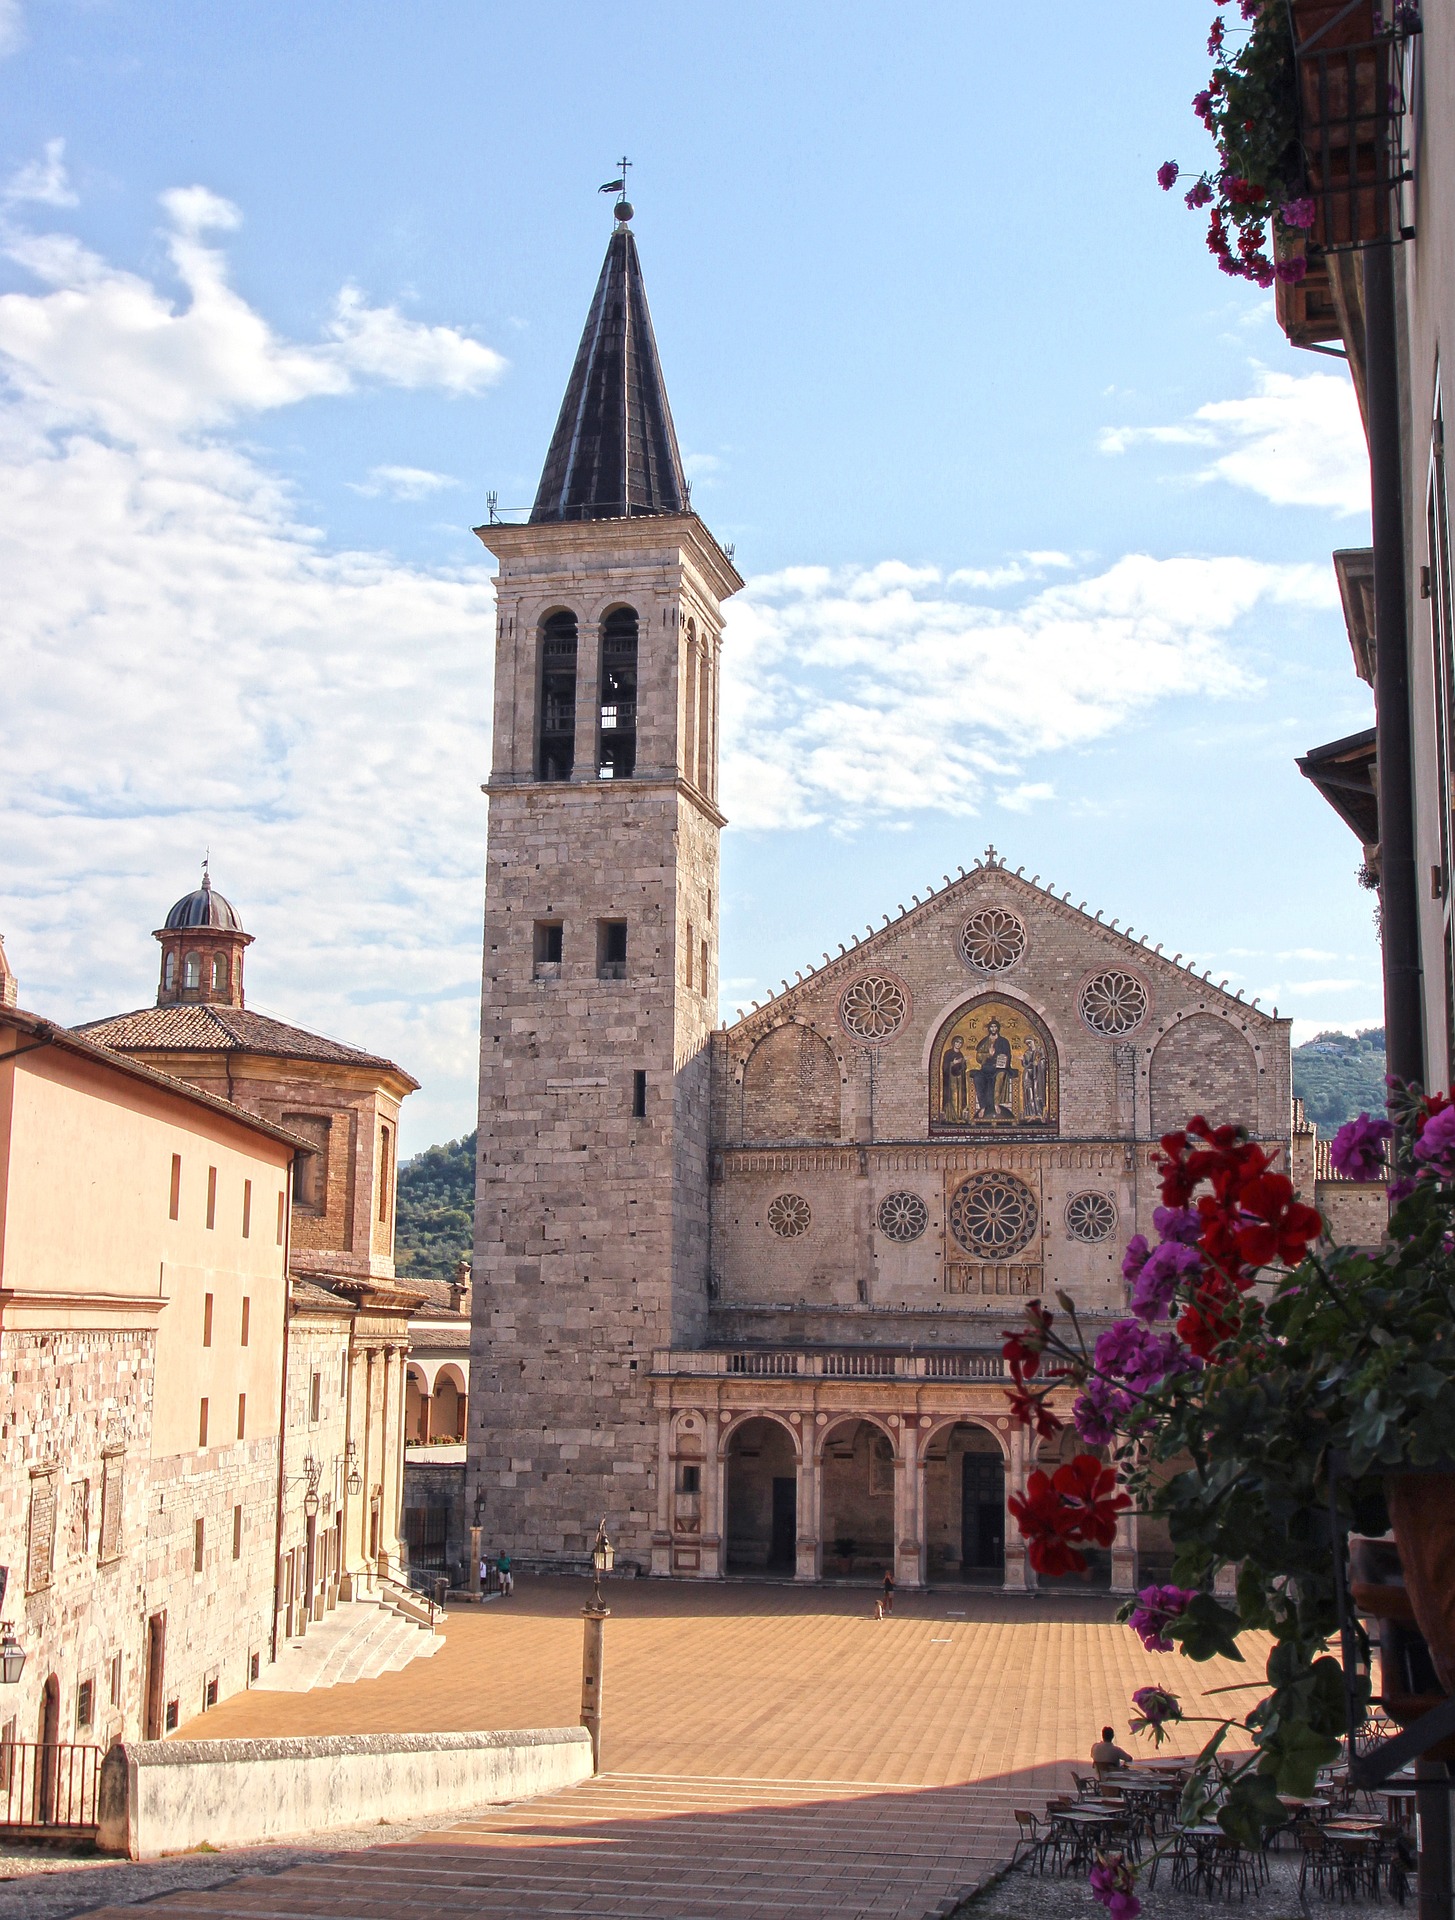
[723,1415,800,1574]
[923,1421,1007,1582]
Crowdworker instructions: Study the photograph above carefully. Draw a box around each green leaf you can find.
[1218,1772,1287,1848]
[1172,1592,1245,1663]
[1255,1717,1342,1797]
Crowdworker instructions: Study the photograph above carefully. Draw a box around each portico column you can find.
[651,1408,672,1578]
[389,1346,406,1563]
[893,1420,923,1589]
[795,1420,820,1580]
[701,1414,723,1579]
[1002,1423,1031,1592]
[1110,1506,1138,1596]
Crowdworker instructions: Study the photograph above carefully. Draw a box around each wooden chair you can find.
[1010,1809,1052,1874]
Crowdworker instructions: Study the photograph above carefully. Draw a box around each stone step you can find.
[254,1598,441,1694]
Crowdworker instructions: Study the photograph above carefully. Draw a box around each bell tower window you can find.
[211,953,228,993]
[164,951,176,991]
[537,611,578,781]
[598,606,637,780]
[182,952,201,990]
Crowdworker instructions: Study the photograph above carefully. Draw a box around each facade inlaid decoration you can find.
[930,994,1058,1133]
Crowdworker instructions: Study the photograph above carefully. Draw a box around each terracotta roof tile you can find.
[74,1004,416,1085]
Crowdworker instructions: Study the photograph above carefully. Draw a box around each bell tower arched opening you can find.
[537,610,578,781]
[598,605,638,779]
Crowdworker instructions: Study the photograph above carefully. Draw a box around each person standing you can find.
[498,1549,513,1597]
[881,1568,895,1616]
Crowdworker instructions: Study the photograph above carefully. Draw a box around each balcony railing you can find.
[653,1348,1006,1381]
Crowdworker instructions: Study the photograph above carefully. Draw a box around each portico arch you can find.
[722,1415,801,1576]
[922,1420,1007,1583]
[817,1416,898,1578]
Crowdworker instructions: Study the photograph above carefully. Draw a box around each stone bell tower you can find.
[468,197,742,1565]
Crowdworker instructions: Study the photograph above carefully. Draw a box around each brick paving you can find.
[74,1579,1259,1920]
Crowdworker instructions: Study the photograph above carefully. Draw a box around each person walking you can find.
[881,1568,895,1616]
[497,1549,513,1597]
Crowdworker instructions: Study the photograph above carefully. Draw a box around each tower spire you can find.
[530,190,687,525]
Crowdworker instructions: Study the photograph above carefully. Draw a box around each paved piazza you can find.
[82,1578,1257,1920]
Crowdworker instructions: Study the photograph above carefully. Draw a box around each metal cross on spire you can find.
[598,156,633,224]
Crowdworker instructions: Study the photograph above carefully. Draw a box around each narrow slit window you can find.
[242,1179,252,1238]
[206,1166,217,1230]
[685,924,694,990]
[233,1504,243,1560]
[169,1154,182,1221]
[632,1070,647,1119]
[378,1125,391,1223]
[202,1293,213,1346]
[236,1393,246,1441]
[598,606,638,780]
[277,1190,286,1246]
[240,1296,250,1346]
[310,1372,321,1423]
[198,1399,209,1448]
[597,920,628,981]
[537,610,578,781]
[193,1518,205,1573]
[701,938,709,997]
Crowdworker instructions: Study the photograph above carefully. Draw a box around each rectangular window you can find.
[165,1699,179,1733]
[206,1166,217,1230]
[685,924,694,990]
[198,1398,209,1448]
[202,1292,213,1346]
[109,1653,123,1709]
[285,1113,331,1217]
[0,1720,15,1792]
[203,1675,218,1711]
[310,1372,321,1423]
[242,1179,252,1238]
[26,1469,57,1593]
[193,1517,205,1574]
[276,1190,286,1244]
[597,919,628,981]
[378,1125,391,1223]
[632,1069,647,1120]
[76,1678,94,1730]
[236,1393,246,1441]
[240,1296,250,1346]
[532,919,564,977]
[249,1651,260,1684]
[232,1504,243,1560]
[99,1451,124,1563]
[679,1464,701,1494]
[169,1153,182,1221]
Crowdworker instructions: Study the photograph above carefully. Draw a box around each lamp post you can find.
[580,1518,613,1772]
[0,1624,25,1686]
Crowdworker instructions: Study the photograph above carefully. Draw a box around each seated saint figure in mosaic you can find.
[973,1019,1016,1119]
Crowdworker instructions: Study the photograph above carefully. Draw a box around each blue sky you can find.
[0,1,1381,1152]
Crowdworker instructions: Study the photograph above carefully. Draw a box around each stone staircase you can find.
[253,1595,444,1693]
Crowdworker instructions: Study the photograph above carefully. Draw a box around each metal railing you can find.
[0,1742,102,1833]
[659,1348,1006,1381]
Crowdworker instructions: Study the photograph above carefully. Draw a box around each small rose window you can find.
[1065,1191,1118,1243]
[877,1192,929,1243]
[767,1193,812,1238]
[959,908,1026,973]
[839,975,908,1041]
[1079,969,1149,1035]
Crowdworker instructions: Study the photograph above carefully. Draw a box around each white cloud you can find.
[0,188,503,1150]
[350,464,459,500]
[0,188,505,441]
[683,451,721,479]
[3,138,76,207]
[0,0,22,58]
[1100,369,1369,517]
[720,553,1333,831]
[998,782,1055,812]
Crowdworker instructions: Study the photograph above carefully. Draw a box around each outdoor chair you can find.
[1297,1825,1336,1902]
[1011,1809,1052,1875]
[1071,1771,1100,1798]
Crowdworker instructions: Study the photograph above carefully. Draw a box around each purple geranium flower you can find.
[1184,178,1214,210]
[1157,160,1180,192]
[1130,1241,1202,1324]
[1330,1112,1394,1182]
[1121,1234,1151,1283]
[1153,1205,1201,1244]
[1415,1104,1455,1173]
[1281,195,1317,229]
[1073,1375,1127,1448]
[1090,1852,1141,1920]
[1129,1685,1182,1743]
[1127,1583,1197,1653]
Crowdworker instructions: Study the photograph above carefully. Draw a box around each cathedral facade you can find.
[467,206,1292,1593]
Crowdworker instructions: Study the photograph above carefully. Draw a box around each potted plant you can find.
[832,1535,857,1576]
[1003,1090,1455,1915]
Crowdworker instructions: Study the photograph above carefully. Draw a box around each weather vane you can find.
[598,155,633,224]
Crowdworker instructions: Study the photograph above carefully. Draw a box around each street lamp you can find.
[344,1441,363,1497]
[0,1623,25,1686]
[302,1453,321,1519]
[581,1518,614,1773]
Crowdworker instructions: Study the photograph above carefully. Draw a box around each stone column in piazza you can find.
[1110,1487,1138,1595]
[1002,1423,1031,1592]
[700,1420,724,1579]
[651,1409,673,1577]
[795,1426,820,1581]
[893,1420,924,1589]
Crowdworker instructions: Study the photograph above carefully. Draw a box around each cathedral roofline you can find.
[475,509,743,600]
[724,851,1287,1040]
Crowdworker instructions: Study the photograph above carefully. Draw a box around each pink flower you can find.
[1415,1103,1455,1172]
[1130,1241,1202,1323]
[1121,1234,1151,1282]
[1281,195,1317,229]
[1330,1113,1393,1182]
[1127,1583,1197,1652]
[1130,1685,1182,1743]
[1158,161,1180,192]
[1275,255,1308,284]
[1090,1852,1142,1920]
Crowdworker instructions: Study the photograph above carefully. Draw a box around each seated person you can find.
[1091,1726,1133,1775]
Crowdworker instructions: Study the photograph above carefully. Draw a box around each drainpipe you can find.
[1365,240,1425,1086]
[269,1158,295,1665]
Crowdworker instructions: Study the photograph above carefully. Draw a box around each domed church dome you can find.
[163,864,245,934]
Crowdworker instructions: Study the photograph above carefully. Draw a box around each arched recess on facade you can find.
[1149,1013,1258,1135]
[741,1020,843,1143]
[404,1364,428,1444]
[817,1415,897,1577]
[922,1417,1008,1583]
[722,1413,801,1577]
[431,1363,467,1442]
[929,992,1059,1135]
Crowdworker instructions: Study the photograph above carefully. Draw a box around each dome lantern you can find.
[153,861,253,1008]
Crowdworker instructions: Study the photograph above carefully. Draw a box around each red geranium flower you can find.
[1008,1455,1129,1575]
[1233,1171,1323,1267]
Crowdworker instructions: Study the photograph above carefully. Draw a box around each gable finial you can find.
[983,842,999,866]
